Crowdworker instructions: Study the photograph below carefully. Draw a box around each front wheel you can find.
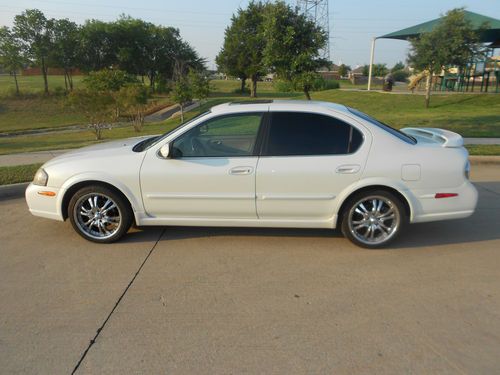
[68,185,133,243]
[341,190,407,248]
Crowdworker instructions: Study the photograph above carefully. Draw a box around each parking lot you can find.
[1,165,499,374]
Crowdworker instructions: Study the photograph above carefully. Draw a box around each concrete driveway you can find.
[1,165,499,374]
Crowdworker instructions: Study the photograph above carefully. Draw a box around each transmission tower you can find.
[296,0,331,61]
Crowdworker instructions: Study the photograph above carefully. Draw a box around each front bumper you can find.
[25,183,64,221]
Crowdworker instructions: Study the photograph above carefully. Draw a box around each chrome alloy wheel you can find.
[347,195,400,246]
[73,193,122,240]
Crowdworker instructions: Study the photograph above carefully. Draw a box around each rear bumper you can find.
[410,181,478,223]
[25,183,64,221]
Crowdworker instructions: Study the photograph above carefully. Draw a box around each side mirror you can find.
[159,143,171,159]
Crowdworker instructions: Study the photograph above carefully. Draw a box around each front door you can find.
[140,113,264,219]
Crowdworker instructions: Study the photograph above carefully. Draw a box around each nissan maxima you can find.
[26,100,478,248]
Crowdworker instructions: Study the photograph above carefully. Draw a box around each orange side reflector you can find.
[38,191,56,197]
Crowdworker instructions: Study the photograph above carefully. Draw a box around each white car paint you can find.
[26,100,478,244]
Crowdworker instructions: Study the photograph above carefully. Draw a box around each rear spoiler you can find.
[401,127,464,148]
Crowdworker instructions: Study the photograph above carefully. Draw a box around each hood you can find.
[43,136,154,168]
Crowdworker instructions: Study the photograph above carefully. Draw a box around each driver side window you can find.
[172,113,263,157]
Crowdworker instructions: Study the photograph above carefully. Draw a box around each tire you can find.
[341,190,407,249]
[68,185,133,243]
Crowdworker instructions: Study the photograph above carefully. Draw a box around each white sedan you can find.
[26,100,478,248]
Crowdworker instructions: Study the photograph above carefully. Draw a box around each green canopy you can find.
[378,11,500,43]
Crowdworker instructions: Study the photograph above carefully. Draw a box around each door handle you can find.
[229,166,253,175]
[336,164,360,174]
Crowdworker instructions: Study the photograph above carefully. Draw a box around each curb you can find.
[0,182,29,200]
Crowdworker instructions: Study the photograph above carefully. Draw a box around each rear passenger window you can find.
[265,112,363,156]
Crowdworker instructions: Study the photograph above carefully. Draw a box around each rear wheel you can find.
[68,185,132,243]
[341,190,407,248]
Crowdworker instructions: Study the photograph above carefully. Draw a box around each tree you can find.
[408,8,486,108]
[51,19,80,91]
[115,84,149,132]
[263,1,327,100]
[79,19,116,72]
[83,68,138,92]
[171,77,192,123]
[14,9,53,94]
[67,89,114,140]
[188,69,210,103]
[372,63,389,77]
[338,64,351,77]
[391,61,405,72]
[0,27,25,95]
[216,2,268,97]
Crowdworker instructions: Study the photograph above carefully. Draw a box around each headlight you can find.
[465,160,470,180]
[33,168,48,186]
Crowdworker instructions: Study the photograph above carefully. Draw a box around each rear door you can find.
[256,110,370,221]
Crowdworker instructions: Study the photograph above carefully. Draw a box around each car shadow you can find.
[125,181,500,250]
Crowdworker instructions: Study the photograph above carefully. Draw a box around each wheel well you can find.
[336,185,411,226]
[61,180,133,221]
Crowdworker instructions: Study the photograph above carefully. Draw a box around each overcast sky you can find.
[0,0,499,69]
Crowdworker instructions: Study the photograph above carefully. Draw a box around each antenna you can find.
[296,0,331,61]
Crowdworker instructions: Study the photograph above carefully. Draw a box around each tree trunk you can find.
[304,86,312,100]
[68,70,74,91]
[64,70,68,92]
[250,76,258,98]
[148,73,155,93]
[240,78,246,94]
[41,57,49,94]
[425,71,432,108]
[13,71,19,96]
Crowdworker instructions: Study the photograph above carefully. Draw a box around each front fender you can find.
[56,172,145,219]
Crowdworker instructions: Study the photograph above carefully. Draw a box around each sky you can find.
[0,0,499,70]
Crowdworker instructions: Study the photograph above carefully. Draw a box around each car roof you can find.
[210,100,349,114]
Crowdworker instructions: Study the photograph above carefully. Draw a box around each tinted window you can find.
[264,112,363,156]
[172,113,263,157]
[347,107,416,145]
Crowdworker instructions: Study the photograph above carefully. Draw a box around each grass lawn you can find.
[0,75,171,133]
[0,163,42,185]
[0,78,499,155]
[0,74,84,96]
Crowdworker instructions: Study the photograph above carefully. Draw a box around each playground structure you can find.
[368,11,500,93]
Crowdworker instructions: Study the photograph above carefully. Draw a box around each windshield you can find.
[133,111,210,152]
[347,107,417,145]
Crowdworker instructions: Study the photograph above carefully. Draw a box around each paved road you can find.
[1,165,499,374]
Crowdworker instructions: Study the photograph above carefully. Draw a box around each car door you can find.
[256,110,370,221]
[140,112,265,219]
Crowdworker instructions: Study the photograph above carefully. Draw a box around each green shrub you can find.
[312,77,340,91]
[273,79,295,92]
[392,70,410,82]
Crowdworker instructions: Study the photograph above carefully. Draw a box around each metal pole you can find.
[367,38,376,91]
